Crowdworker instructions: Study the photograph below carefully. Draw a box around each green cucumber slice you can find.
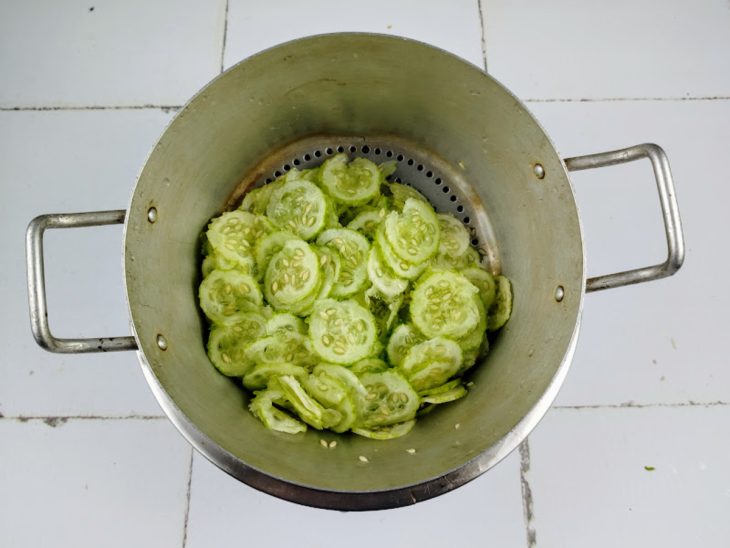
[432,246,481,270]
[349,358,389,375]
[276,375,329,430]
[240,181,283,215]
[374,224,427,280]
[356,370,420,428]
[266,179,328,240]
[242,362,309,391]
[198,270,263,324]
[462,267,497,310]
[316,228,370,298]
[313,246,341,301]
[386,324,426,368]
[384,198,440,264]
[309,299,378,365]
[249,388,307,434]
[418,378,462,397]
[352,419,415,440]
[487,275,513,331]
[265,313,306,336]
[410,269,480,338]
[320,154,381,206]
[437,213,471,258]
[361,289,403,340]
[263,239,320,312]
[254,231,297,278]
[400,337,463,392]
[245,331,316,369]
[367,247,408,300]
[387,183,428,211]
[207,211,274,269]
[421,385,468,404]
[206,313,266,377]
[303,368,357,433]
[347,208,386,240]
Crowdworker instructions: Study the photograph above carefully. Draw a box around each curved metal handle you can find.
[25,210,138,353]
[564,143,685,292]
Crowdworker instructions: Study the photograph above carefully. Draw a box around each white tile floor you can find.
[1,1,728,547]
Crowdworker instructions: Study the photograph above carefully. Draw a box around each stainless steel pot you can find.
[25,34,684,511]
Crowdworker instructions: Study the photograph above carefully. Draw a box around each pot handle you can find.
[25,210,138,353]
[563,143,685,292]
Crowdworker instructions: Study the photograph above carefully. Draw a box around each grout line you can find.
[0,415,167,425]
[0,105,181,113]
[181,447,195,548]
[477,0,488,72]
[519,440,537,548]
[220,0,230,74]
[525,96,730,103]
[553,400,728,410]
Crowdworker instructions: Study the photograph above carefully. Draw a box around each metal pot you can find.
[25,34,684,511]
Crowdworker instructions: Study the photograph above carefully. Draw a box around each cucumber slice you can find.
[263,239,321,312]
[487,275,513,331]
[199,270,263,324]
[457,296,487,352]
[356,370,420,428]
[361,289,403,340]
[432,246,481,271]
[410,269,480,339]
[303,367,357,433]
[254,231,297,278]
[245,331,316,369]
[437,213,471,258]
[347,208,386,240]
[386,324,426,368]
[240,181,283,215]
[349,358,389,375]
[374,224,427,280]
[309,299,378,365]
[387,183,428,211]
[418,378,462,397]
[352,419,415,440]
[321,154,381,206]
[206,313,266,376]
[249,388,307,434]
[276,375,330,430]
[242,362,309,391]
[316,228,370,298]
[266,179,328,240]
[421,385,468,405]
[207,211,274,269]
[384,198,440,264]
[462,267,497,310]
[400,337,463,392]
[313,246,341,301]
[367,247,408,300]
[265,313,306,336]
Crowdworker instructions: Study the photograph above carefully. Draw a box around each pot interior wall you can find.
[124,34,584,498]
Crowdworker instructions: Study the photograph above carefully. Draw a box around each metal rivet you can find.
[555,285,565,302]
[533,163,545,179]
[156,334,168,350]
[147,207,158,223]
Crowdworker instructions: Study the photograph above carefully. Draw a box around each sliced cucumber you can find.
[321,153,381,206]
[356,370,420,428]
[265,313,306,336]
[199,270,263,324]
[462,267,497,310]
[207,313,266,377]
[361,289,403,340]
[487,275,513,331]
[410,269,480,339]
[347,208,386,240]
[312,246,341,302]
[242,362,309,391]
[418,378,462,397]
[421,385,467,405]
[266,179,328,241]
[316,228,370,298]
[400,337,463,392]
[207,211,275,269]
[254,231,297,278]
[249,388,307,434]
[352,419,415,440]
[263,239,320,312]
[374,224,427,280]
[303,367,357,433]
[240,181,283,215]
[367,247,408,300]
[309,299,378,365]
[276,375,330,430]
[384,198,440,264]
[387,183,428,211]
[432,246,481,271]
[245,331,316,369]
[437,213,471,258]
[349,358,389,375]
[386,324,426,368]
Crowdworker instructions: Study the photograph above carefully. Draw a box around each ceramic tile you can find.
[483,0,730,100]
[522,100,730,407]
[185,450,527,548]
[224,0,484,69]
[0,418,191,548]
[0,110,174,417]
[0,0,225,107]
[526,406,730,548]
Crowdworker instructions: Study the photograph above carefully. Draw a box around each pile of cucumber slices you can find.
[198,153,512,439]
